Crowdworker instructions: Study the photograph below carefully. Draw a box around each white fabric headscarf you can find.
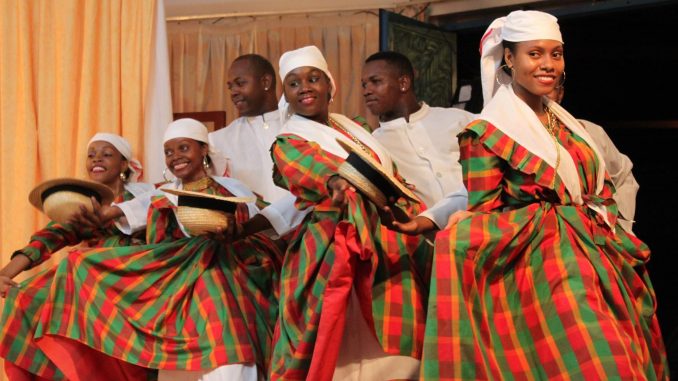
[480,10,563,105]
[277,45,337,123]
[163,118,228,177]
[88,133,143,182]
[478,10,610,227]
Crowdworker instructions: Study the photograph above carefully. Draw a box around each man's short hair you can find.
[233,54,276,83]
[365,51,415,80]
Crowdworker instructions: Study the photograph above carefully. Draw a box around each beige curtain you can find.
[0,0,159,322]
[167,11,380,127]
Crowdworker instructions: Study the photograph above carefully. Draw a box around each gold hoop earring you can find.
[119,172,128,182]
[496,64,514,86]
[162,168,175,183]
[557,71,566,88]
[202,156,211,170]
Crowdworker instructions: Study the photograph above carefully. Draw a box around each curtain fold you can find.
[167,11,380,127]
[0,0,164,297]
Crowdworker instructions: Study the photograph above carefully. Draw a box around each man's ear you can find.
[261,74,273,91]
[398,75,412,92]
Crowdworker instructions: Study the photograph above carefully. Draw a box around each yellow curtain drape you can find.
[0,4,159,374]
[167,11,380,127]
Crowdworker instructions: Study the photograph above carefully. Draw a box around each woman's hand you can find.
[0,276,19,298]
[445,210,473,229]
[327,175,355,208]
[209,213,242,244]
[379,206,436,235]
[0,254,32,297]
[68,197,121,230]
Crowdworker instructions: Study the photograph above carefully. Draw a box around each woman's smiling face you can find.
[163,138,208,183]
[283,66,332,124]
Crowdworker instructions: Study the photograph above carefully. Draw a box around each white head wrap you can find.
[480,10,563,106]
[88,133,143,182]
[163,118,228,177]
[277,45,337,122]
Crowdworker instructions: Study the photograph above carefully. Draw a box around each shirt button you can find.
[436,172,442,178]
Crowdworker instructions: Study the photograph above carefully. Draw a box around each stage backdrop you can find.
[166,11,380,127]
[380,10,458,108]
[0,1,170,366]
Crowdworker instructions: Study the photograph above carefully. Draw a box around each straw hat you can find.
[162,188,255,236]
[29,178,115,225]
[336,139,418,208]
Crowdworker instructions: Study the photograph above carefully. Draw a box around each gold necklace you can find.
[328,116,371,155]
[183,176,214,192]
[543,105,561,172]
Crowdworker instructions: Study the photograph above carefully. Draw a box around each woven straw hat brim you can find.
[176,206,230,236]
[161,188,255,204]
[28,178,115,211]
[337,161,388,207]
[335,139,418,203]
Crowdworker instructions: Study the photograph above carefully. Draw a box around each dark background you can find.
[436,0,678,374]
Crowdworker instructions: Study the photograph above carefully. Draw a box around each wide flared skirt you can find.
[30,234,281,379]
[421,202,667,380]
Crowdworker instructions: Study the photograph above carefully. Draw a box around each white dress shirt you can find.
[373,103,474,228]
[580,119,639,233]
[209,110,309,236]
[209,110,289,203]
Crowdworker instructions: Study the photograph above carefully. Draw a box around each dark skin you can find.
[71,139,224,231]
[360,59,420,122]
[504,39,564,124]
[0,142,130,297]
[229,66,355,242]
[387,40,564,236]
[282,66,355,207]
[360,59,471,235]
[227,58,277,117]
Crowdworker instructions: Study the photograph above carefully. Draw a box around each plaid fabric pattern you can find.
[26,182,282,377]
[0,190,144,379]
[422,120,668,380]
[269,135,431,380]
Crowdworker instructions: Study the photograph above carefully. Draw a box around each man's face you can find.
[360,60,403,117]
[227,59,267,117]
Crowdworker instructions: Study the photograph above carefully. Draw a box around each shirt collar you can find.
[245,109,280,125]
[378,102,429,129]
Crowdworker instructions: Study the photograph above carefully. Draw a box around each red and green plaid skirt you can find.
[422,202,668,380]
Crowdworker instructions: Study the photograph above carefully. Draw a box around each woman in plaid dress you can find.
[0,133,154,380]
[268,46,432,381]
[420,11,667,380]
[30,119,282,381]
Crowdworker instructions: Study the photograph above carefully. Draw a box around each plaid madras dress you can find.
[28,178,282,379]
[422,120,668,380]
[0,189,146,379]
[269,133,432,380]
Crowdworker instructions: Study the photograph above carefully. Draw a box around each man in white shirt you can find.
[362,51,474,233]
[209,54,308,238]
[209,54,287,203]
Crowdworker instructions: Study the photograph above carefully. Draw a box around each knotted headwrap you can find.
[163,118,228,176]
[480,10,563,106]
[278,45,337,123]
[88,133,143,182]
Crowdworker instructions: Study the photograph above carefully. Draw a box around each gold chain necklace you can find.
[543,105,561,172]
[328,116,371,155]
